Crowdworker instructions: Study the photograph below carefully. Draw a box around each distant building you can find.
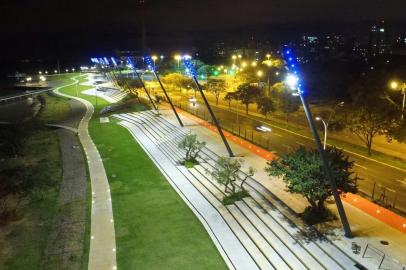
[369,20,391,56]
[392,36,406,56]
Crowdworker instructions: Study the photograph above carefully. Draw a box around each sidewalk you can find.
[158,106,406,267]
[54,77,117,270]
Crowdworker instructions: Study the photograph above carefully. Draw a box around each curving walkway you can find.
[54,76,116,270]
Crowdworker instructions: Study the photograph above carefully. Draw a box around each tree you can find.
[208,157,254,193]
[224,92,236,109]
[234,83,262,115]
[265,147,358,222]
[346,74,398,155]
[178,133,206,166]
[271,83,300,124]
[162,73,194,92]
[257,97,276,118]
[389,120,406,143]
[236,66,259,84]
[205,78,226,105]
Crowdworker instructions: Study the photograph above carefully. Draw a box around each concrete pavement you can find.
[153,107,406,269]
[115,110,364,269]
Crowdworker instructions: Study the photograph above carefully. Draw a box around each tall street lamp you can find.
[283,49,352,238]
[151,55,158,67]
[390,80,406,120]
[174,55,181,72]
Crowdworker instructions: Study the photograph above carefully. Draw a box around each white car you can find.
[255,125,272,132]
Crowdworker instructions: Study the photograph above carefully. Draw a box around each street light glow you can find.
[390,81,399,90]
[252,61,257,67]
[285,74,299,89]
[257,70,263,77]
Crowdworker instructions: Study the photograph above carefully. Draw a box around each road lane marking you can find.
[296,141,305,146]
[282,144,291,149]
[354,163,368,170]
[396,179,406,185]
[218,106,406,173]
[272,132,283,137]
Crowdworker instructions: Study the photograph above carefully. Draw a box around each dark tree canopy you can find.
[345,72,399,155]
[265,147,358,214]
[233,83,262,115]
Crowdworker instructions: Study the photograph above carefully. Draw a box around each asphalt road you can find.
[166,92,406,213]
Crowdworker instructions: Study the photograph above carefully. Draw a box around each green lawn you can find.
[36,93,71,124]
[0,128,62,269]
[60,75,227,269]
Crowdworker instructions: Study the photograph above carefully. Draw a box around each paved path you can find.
[54,76,117,270]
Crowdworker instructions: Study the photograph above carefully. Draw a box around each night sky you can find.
[1,0,406,66]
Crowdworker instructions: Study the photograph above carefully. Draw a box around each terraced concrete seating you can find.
[97,87,128,102]
[114,110,362,270]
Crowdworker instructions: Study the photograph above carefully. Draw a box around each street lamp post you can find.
[315,117,327,150]
[315,101,344,149]
[174,55,181,72]
[284,50,352,238]
[390,81,406,120]
[151,55,158,68]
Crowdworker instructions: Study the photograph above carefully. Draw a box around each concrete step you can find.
[228,204,290,270]
[117,112,359,270]
[235,200,314,270]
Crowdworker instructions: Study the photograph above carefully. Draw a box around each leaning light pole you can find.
[183,56,234,157]
[127,57,157,111]
[144,55,184,127]
[282,48,352,238]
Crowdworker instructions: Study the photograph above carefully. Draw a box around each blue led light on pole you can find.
[144,55,183,127]
[126,57,157,111]
[183,56,234,157]
[282,47,352,238]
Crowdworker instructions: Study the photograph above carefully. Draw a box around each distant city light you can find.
[26,77,32,82]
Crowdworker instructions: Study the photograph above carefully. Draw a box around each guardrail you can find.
[0,88,52,105]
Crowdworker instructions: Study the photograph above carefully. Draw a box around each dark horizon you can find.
[2,0,406,75]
